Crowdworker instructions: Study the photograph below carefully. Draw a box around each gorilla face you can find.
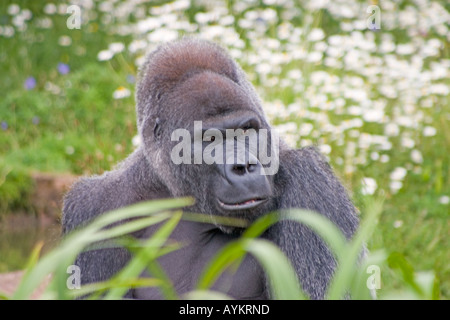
[150,70,275,231]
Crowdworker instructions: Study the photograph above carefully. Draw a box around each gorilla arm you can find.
[265,146,359,300]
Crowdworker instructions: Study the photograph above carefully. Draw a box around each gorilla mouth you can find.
[218,198,268,211]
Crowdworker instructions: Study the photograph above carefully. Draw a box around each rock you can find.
[30,172,78,225]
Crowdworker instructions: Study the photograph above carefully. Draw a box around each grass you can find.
[0,0,448,298]
[1,197,437,300]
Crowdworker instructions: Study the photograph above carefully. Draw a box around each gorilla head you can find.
[135,39,277,232]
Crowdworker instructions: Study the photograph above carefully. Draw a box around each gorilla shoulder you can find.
[277,146,359,238]
[62,173,124,233]
[62,148,170,234]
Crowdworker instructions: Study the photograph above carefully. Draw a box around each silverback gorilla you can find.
[62,38,359,299]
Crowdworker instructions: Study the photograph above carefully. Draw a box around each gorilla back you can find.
[62,38,360,300]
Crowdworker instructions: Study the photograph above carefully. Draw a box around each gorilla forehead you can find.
[165,71,259,121]
[136,39,239,126]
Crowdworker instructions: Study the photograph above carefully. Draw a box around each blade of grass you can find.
[197,209,346,299]
[182,212,249,229]
[243,239,305,300]
[13,198,192,299]
[183,290,233,300]
[11,241,47,299]
[24,241,44,271]
[326,198,383,299]
[12,246,70,299]
[242,212,279,238]
[103,211,183,299]
[280,209,348,260]
[144,260,178,300]
[69,278,163,299]
[72,197,193,239]
[349,249,387,299]
[0,292,9,300]
[196,240,247,291]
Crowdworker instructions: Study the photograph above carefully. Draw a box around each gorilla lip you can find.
[218,198,268,211]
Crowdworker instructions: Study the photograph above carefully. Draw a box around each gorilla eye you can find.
[241,119,259,132]
[242,125,253,133]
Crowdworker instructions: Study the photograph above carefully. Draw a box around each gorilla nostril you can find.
[247,163,257,173]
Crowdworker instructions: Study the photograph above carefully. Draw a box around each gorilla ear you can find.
[153,117,162,139]
[140,116,163,145]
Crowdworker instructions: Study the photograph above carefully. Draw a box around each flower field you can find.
[0,0,448,298]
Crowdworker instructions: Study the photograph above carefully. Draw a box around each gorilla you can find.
[62,38,359,300]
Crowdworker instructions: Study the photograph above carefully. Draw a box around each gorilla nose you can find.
[224,150,263,179]
[224,160,270,194]
[218,157,272,211]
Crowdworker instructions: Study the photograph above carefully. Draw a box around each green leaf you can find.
[103,211,183,299]
[279,209,348,260]
[196,241,246,291]
[243,239,305,300]
[326,198,383,300]
[70,278,163,299]
[12,198,192,299]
